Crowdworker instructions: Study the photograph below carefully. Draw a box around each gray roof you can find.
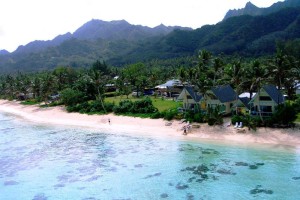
[263,84,284,104]
[185,86,203,102]
[211,85,238,103]
[239,97,250,109]
[156,79,182,88]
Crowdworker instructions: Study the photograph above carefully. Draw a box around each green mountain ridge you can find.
[224,0,300,20]
[1,1,300,73]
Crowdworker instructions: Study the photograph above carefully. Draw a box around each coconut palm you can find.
[89,69,108,113]
[248,60,269,122]
[224,60,243,115]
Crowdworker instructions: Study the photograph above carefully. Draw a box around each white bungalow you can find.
[249,84,284,116]
[177,86,203,111]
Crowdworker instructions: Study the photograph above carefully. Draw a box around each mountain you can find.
[1,7,300,73]
[224,0,300,20]
[10,19,190,56]
[14,33,73,55]
[0,20,191,73]
[160,7,300,56]
[72,19,190,41]
[0,50,9,55]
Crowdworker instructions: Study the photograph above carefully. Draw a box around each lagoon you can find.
[0,112,300,200]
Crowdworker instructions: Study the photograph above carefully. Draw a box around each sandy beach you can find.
[0,99,300,148]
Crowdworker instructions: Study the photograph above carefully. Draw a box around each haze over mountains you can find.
[0,0,300,73]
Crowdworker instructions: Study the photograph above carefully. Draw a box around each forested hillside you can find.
[1,3,300,73]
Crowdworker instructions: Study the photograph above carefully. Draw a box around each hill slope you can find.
[224,0,300,20]
[1,7,300,73]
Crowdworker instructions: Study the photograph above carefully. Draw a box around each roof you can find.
[239,97,251,109]
[232,97,250,109]
[211,85,238,103]
[263,84,284,104]
[239,92,256,98]
[155,79,182,89]
[178,86,202,102]
[185,86,203,102]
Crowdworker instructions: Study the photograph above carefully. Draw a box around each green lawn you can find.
[105,95,182,112]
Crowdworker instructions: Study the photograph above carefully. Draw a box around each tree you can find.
[53,66,77,91]
[248,60,269,122]
[89,69,108,113]
[123,63,147,97]
[91,60,109,75]
[40,72,55,104]
[224,60,243,114]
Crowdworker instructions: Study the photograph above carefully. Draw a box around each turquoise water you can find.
[0,112,300,200]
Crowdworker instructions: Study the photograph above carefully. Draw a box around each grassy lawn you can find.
[105,95,182,112]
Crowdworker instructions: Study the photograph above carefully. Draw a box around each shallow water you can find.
[0,112,300,200]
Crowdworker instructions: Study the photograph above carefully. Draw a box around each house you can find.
[155,79,183,97]
[231,92,256,114]
[205,85,238,114]
[232,97,251,114]
[296,82,300,95]
[249,84,284,116]
[178,86,203,111]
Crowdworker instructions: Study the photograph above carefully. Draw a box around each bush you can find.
[60,88,85,106]
[163,109,178,121]
[113,97,158,114]
[205,106,223,126]
[271,102,297,125]
[150,112,164,119]
[113,100,133,114]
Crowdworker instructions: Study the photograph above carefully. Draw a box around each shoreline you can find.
[0,100,300,149]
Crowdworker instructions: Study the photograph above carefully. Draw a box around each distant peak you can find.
[245,1,258,9]
[155,24,167,28]
[110,19,129,24]
[0,49,10,55]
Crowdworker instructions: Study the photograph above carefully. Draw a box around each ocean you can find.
[0,112,300,200]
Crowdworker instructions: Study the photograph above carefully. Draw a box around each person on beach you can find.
[183,126,187,135]
[108,118,111,125]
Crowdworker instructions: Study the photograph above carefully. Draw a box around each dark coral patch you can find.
[4,180,19,186]
[160,193,168,198]
[216,168,236,175]
[144,172,162,179]
[235,162,249,166]
[250,185,273,195]
[176,182,189,190]
[32,193,48,200]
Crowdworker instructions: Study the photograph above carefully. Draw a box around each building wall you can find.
[251,89,277,113]
[205,97,234,114]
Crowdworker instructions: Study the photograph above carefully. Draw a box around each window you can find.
[260,106,272,112]
[187,95,193,99]
[259,96,272,101]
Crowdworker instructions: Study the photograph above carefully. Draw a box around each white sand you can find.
[1,100,300,148]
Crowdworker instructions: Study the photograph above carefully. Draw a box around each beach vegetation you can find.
[20,99,40,105]
[113,97,158,115]
[60,88,86,106]
[205,106,224,126]
[269,102,297,127]
[0,42,299,129]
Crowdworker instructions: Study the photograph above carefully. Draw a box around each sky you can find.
[0,0,283,52]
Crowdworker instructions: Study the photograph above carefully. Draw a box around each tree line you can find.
[0,46,299,127]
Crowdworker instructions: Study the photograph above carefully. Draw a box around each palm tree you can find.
[212,57,224,86]
[224,60,243,115]
[40,72,55,105]
[248,60,269,122]
[89,69,107,113]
